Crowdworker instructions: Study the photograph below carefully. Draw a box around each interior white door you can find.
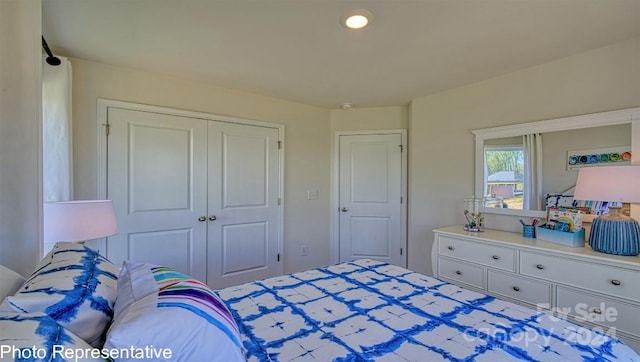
[106,107,208,281]
[339,133,405,267]
[207,121,281,288]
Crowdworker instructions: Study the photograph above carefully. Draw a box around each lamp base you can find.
[588,208,640,256]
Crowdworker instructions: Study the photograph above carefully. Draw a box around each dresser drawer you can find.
[556,287,640,337]
[520,251,639,301]
[438,257,484,289]
[488,270,551,306]
[438,236,516,272]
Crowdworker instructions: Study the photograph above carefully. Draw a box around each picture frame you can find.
[566,145,631,170]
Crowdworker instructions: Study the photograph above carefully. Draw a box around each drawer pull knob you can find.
[512,286,520,292]
[455,270,462,275]
[492,255,500,260]
[447,246,454,251]
[591,308,602,315]
[536,264,545,270]
[611,279,622,286]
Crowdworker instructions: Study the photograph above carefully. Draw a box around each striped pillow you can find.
[105,261,244,361]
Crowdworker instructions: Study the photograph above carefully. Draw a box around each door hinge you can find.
[278,197,281,205]
[399,144,403,152]
[277,253,280,262]
[401,197,403,204]
[105,123,110,136]
[278,141,282,149]
[400,248,403,256]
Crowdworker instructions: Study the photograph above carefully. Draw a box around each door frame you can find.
[95,99,284,277]
[331,129,408,266]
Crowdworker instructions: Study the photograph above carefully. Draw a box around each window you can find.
[484,146,524,210]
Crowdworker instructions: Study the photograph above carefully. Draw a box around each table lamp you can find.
[573,165,640,256]
[44,200,119,244]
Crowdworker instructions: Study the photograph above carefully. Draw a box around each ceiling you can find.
[42,0,640,109]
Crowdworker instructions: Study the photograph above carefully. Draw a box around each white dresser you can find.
[432,226,640,352]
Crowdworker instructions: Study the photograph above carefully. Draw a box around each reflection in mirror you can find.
[483,137,524,209]
[473,107,639,218]
[482,124,630,211]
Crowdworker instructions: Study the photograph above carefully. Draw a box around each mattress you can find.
[216,259,639,361]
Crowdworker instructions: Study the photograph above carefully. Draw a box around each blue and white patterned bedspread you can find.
[216,259,639,361]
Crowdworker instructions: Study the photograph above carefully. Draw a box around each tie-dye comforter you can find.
[216,259,639,361]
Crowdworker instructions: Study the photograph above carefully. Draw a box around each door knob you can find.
[209,215,217,221]
[198,216,206,222]
[340,207,349,212]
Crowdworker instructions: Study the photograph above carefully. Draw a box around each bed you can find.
[217,258,639,361]
[1,243,638,361]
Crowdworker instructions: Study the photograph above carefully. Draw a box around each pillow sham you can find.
[0,264,25,301]
[0,311,103,362]
[105,261,245,362]
[5,242,119,347]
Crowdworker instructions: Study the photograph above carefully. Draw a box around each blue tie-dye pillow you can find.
[105,261,245,361]
[6,242,118,347]
[0,311,104,362]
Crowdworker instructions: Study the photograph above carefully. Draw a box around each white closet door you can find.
[106,107,208,281]
[338,133,405,267]
[207,121,280,288]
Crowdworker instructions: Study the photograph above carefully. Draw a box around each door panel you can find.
[351,143,389,203]
[106,108,208,281]
[130,125,192,211]
[127,229,193,273]
[339,133,404,266]
[222,222,268,275]
[350,216,390,256]
[208,121,280,288]
[223,133,268,208]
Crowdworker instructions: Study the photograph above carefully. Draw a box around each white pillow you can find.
[5,242,119,347]
[105,261,245,362]
[0,264,25,301]
[0,311,103,362]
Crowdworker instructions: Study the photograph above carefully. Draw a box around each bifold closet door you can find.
[107,107,281,287]
[106,107,208,281]
[206,121,280,288]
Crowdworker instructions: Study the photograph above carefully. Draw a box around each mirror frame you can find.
[472,107,640,218]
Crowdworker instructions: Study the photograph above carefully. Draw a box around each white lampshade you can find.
[44,200,118,243]
[573,166,640,203]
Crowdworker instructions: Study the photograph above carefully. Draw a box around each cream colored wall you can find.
[70,58,331,274]
[330,107,408,132]
[409,37,640,275]
[0,0,43,276]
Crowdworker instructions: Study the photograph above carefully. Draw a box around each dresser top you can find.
[434,225,640,269]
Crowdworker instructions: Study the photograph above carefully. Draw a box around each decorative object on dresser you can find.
[44,200,119,244]
[573,165,640,256]
[463,197,484,231]
[433,226,640,352]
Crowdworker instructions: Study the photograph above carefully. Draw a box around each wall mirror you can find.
[473,107,640,218]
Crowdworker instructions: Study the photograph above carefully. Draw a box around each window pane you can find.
[484,147,524,210]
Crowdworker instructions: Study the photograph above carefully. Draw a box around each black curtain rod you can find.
[42,36,61,66]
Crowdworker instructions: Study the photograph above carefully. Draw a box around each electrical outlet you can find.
[300,245,309,256]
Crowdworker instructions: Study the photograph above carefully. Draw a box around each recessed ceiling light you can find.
[341,9,373,29]
[341,103,355,110]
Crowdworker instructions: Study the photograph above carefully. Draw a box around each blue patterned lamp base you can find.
[589,217,640,256]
